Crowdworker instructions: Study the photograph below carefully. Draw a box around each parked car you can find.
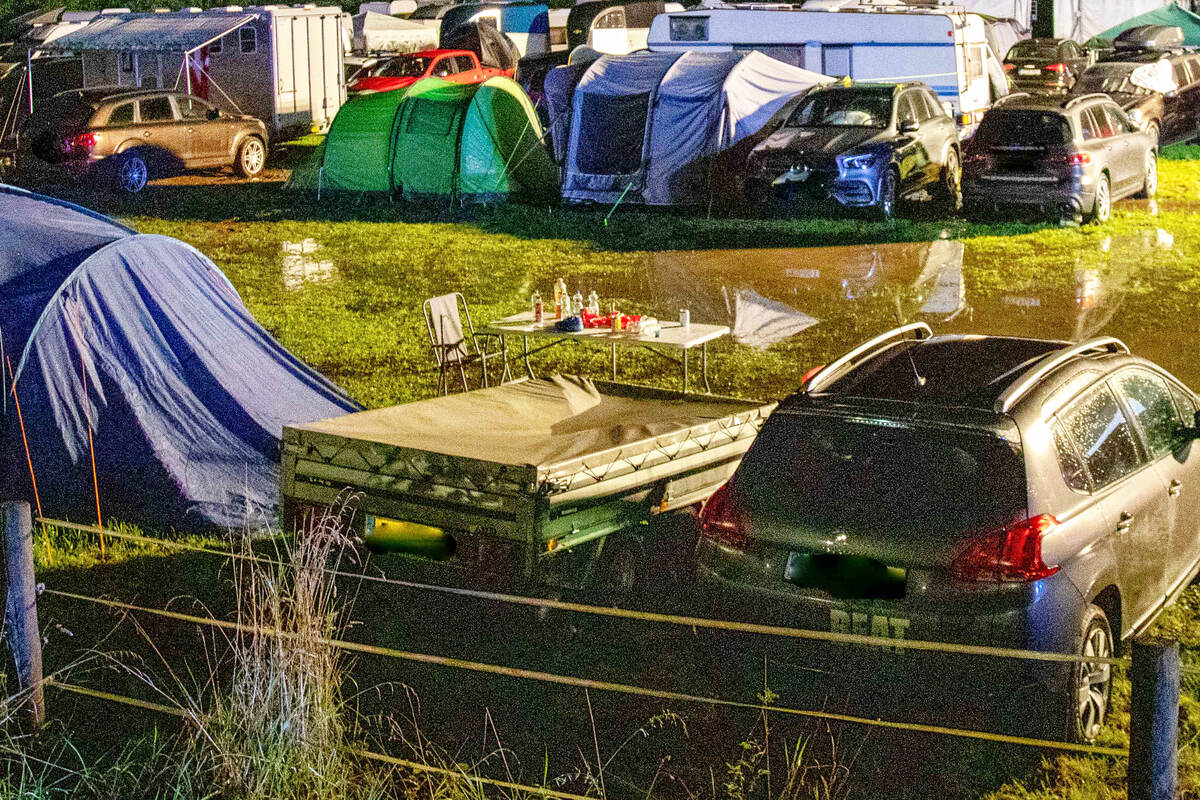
[1072,25,1200,146]
[745,82,960,220]
[21,87,268,193]
[961,93,1155,223]
[1003,38,1092,94]
[697,324,1200,742]
[347,49,512,94]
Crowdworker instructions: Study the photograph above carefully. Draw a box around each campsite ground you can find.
[9,147,1200,799]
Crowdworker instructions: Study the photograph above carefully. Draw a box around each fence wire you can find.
[43,587,1128,758]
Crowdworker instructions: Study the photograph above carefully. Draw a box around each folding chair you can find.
[423,293,510,395]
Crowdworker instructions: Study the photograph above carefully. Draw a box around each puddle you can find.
[281,238,336,290]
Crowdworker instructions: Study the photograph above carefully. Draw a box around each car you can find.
[961,93,1156,224]
[1071,25,1200,147]
[347,49,512,94]
[745,82,960,220]
[1004,38,1092,94]
[696,324,1200,742]
[20,87,268,194]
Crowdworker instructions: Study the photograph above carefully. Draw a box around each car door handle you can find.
[1116,511,1134,532]
[187,127,195,134]
[142,130,152,138]
[1169,479,1183,497]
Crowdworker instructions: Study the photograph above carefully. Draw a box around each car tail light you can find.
[1003,63,1015,71]
[700,481,747,550]
[1068,152,1090,165]
[1044,63,1068,72]
[67,132,96,153]
[952,514,1060,582]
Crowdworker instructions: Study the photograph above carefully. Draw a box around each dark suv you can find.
[745,82,960,220]
[1072,25,1200,146]
[697,324,1200,742]
[1004,38,1092,94]
[21,87,269,193]
[962,93,1155,223]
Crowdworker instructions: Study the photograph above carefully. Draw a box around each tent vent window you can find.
[577,91,648,175]
[239,26,257,53]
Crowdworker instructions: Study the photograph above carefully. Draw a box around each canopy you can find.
[1092,2,1200,46]
[352,11,438,52]
[555,50,829,205]
[41,12,254,53]
[293,76,557,204]
[0,186,359,529]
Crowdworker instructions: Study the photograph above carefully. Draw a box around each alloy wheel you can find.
[240,138,265,177]
[1144,153,1158,197]
[1075,622,1112,742]
[118,155,148,194]
[877,170,896,220]
[1092,175,1111,224]
[942,149,961,210]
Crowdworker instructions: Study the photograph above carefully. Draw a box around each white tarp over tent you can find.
[352,10,438,52]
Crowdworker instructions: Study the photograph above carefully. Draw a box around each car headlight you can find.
[839,152,879,171]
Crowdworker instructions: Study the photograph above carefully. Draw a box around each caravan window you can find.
[822,45,851,77]
[209,35,223,54]
[239,26,257,54]
[968,46,985,82]
[668,16,708,42]
[594,8,626,29]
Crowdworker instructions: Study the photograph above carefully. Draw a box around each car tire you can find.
[1085,172,1111,224]
[594,536,643,603]
[114,151,149,194]
[875,168,898,221]
[1135,149,1158,199]
[1146,123,1160,149]
[234,136,266,178]
[935,148,961,213]
[1069,603,1114,744]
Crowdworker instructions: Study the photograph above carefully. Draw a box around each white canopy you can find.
[352,10,438,52]
[41,12,253,53]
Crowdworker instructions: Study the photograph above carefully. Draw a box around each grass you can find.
[8,156,1200,797]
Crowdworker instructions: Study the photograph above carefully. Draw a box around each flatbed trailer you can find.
[281,376,774,592]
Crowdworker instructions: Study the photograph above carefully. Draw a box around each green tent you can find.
[291,76,558,204]
[1092,2,1200,47]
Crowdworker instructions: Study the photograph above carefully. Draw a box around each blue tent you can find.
[0,186,359,530]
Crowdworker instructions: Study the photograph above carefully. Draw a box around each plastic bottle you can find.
[587,290,599,315]
[571,290,583,316]
[532,290,543,323]
[554,278,567,320]
[610,302,621,332]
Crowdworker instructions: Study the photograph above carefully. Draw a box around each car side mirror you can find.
[207,108,221,120]
[899,119,919,133]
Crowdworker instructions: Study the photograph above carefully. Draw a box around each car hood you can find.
[753,126,886,160]
[350,76,418,92]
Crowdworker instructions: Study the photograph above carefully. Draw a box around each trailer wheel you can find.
[596,537,643,602]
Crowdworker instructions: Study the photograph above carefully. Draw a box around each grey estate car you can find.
[22,87,268,193]
[961,93,1156,223]
[698,324,1200,743]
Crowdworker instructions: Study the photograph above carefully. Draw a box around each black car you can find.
[745,82,960,220]
[698,324,1200,743]
[1072,24,1200,146]
[1004,38,1092,94]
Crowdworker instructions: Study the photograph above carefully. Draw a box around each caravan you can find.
[647,3,1008,128]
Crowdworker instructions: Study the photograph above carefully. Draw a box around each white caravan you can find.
[647,3,1005,127]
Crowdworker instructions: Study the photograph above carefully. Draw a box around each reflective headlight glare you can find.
[840,153,877,171]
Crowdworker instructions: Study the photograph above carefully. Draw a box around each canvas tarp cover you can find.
[42,12,254,53]
[318,89,406,192]
[1092,1,1200,46]
[1055,0,1169,41]
[352,11,438,52]
[294,376,759,468]
[0,187,358,529]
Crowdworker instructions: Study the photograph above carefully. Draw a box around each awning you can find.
[39,13,255,54]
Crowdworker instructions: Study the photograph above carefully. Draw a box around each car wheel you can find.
[936,148,961,213]
[1071,603,1113,743]
[876,168,898,221]
[1085,172,1111,224]
[115,152,149,194]
[1135,150,1158,199]
[234,136,266,178]
[595,536,642,603]
[1146,123,1160,149]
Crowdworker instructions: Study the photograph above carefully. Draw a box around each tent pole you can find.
[185,49,192,94]
[25,49,33,114]
[134,53,140,88]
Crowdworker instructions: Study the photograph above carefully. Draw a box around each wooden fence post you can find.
[1128,637,1179,800]
[2,500,44,728]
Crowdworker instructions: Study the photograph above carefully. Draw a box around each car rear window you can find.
[735,413,1027,540]
[1008,41,1061,60]
[975,110,1072,147]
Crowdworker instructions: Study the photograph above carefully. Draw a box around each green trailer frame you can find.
[281,379,774,591]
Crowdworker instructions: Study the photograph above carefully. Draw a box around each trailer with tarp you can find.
[281,377,774,593]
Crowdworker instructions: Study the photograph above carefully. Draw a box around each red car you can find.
[348,49,513,94]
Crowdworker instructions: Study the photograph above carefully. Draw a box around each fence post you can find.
[2,500,44,728]
[1128,637,1179,800]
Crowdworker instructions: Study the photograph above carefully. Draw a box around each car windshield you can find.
[974,110,1072,147]
[1075,66,1151,96]
[786,88,893,129]
[1008,42,1062,60]
[736,414,1026,540]
[374,55,433,79]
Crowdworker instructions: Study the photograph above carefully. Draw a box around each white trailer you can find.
[41,6,346,138]
[647,3,1006,128]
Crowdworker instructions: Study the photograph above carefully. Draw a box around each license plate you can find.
[1018,68,1039,76]
[830,605,911,650]
[784,551,906,599]
[365,516,454,560]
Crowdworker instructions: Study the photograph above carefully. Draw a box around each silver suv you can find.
[961,93,1156,223]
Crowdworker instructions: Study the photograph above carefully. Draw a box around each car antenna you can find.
[895,295,927,388]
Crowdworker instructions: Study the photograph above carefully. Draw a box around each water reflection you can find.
[281,238,336,290]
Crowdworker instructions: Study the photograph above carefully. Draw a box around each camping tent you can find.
[553,50,829,205]
[352,11,438,52]
[1092,2,1200,47]
[0,186,358,529]
[294,76,558,203]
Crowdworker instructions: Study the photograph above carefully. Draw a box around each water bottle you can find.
[587,290,599,315]
[571,290,583,316]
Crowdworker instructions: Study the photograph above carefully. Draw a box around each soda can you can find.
[680,309,690,329]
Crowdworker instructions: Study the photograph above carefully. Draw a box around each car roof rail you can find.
[1064,92,1108,109]
[804,322,932,393]
[993,337,1130,413]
